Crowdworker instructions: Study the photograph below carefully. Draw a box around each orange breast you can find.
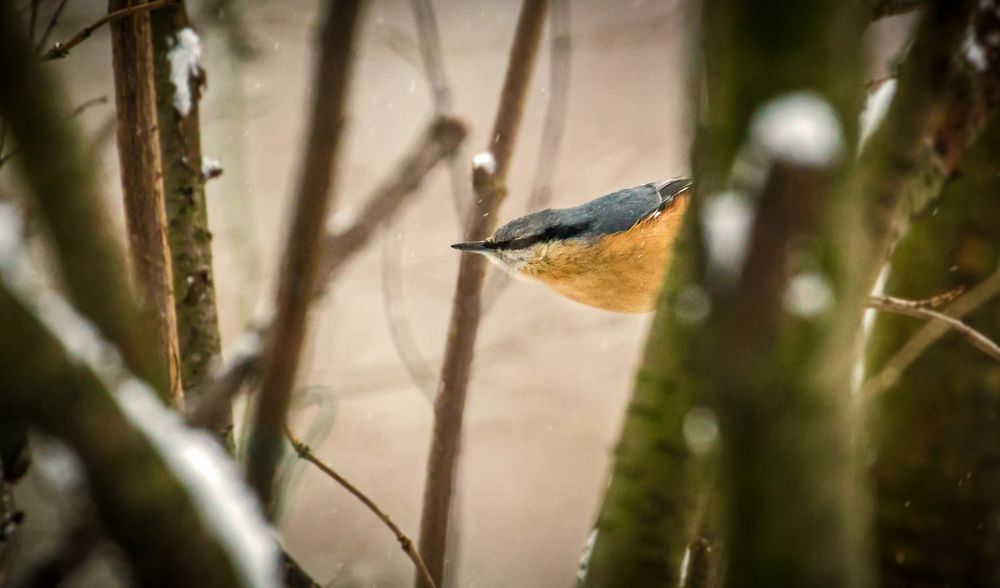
[524,197,689,312]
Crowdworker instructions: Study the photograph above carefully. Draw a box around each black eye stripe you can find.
[493,221,590,250]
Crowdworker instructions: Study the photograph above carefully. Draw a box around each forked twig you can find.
[284,427,437,588]
[867,294,1000,362]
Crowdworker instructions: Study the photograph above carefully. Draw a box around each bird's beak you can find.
[451,241,491,253]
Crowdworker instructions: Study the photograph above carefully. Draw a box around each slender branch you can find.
[315,116,466,289]
[864,265,1000,395]
[40,0,176,61]
[416,1,549,586]
[34,0,70,55]
[484,0,572,307]
[246,0,365,508]
[108,0,183,405]
[284,427,437,588]
[866,295,1000,363]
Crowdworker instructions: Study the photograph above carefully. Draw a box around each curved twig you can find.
[867,294,1000,362]
[284,427,437,588]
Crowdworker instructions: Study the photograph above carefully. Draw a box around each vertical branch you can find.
[150,2,231,446]
[108,0,183,405]
[416,1,549,586]
[246,0,365,508]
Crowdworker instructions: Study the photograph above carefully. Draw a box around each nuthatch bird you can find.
[452,178,692,313]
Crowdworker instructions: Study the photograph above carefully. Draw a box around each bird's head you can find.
[451,208,590,276]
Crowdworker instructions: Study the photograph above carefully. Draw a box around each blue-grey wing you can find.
[577,177,692,237]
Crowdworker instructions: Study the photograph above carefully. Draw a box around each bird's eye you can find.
[503,236,541,250]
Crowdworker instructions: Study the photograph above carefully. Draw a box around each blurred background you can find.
[4,1,912,585]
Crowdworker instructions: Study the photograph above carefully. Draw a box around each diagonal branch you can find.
[245,0,365,508]
[189,115,464,430]
[416,1,549,586]
[41,0,177,61]
[866,294,1000,363]
[285,427,437,588]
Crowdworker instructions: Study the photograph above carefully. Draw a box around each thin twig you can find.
[246,0,365,508]
[417,1,549,586]
[34,0,70,55]
[484,0,572,307]
[315,117,466,290]
[284,427,437,588]
[40,0,176,61]
[867,294,1000,363]
[864,266,1000,395]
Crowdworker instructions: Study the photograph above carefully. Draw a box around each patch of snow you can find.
[117,381,279,588]
[472,151,497,175]
[202,157,223,179]
[0,205,278,588]
[964,29,989,72]
[783,271,833,318]
[168,28,203,117]
[577,528,598,583]
[701,191,755,281]
[859,79,898,151]
[750,91,845,167]
[682,407,719,455]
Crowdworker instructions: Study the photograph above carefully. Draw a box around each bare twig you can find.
[864,266,1000,395]
[284,427,437,588]
[108,0,183,405]
[484,0,572,307]
[246,0,365,508]
[867,294,1000,362]
[315,116,466,288]
[416,1,549,586]
[40,0,176,61]
[34,0,70,55]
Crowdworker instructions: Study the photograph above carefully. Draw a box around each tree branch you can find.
[246,0,365,508]
[866,295,1000,363]
[416,1,549,586]
[284,427,437,588]
[108,0,183,405]
[40,0,177,61]
[150,0,231,447]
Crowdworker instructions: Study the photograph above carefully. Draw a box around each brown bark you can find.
[416,1,549,586]
[108,0,182,405]
[150,1,231,446]
[246,0,365,509]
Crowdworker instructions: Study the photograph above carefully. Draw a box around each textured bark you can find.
[150,1,231,446]
[109,0,183,405]
[867,119,1000,587]
[416,2,548,586]
[246,0,365,508]
[0,2,167,400]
